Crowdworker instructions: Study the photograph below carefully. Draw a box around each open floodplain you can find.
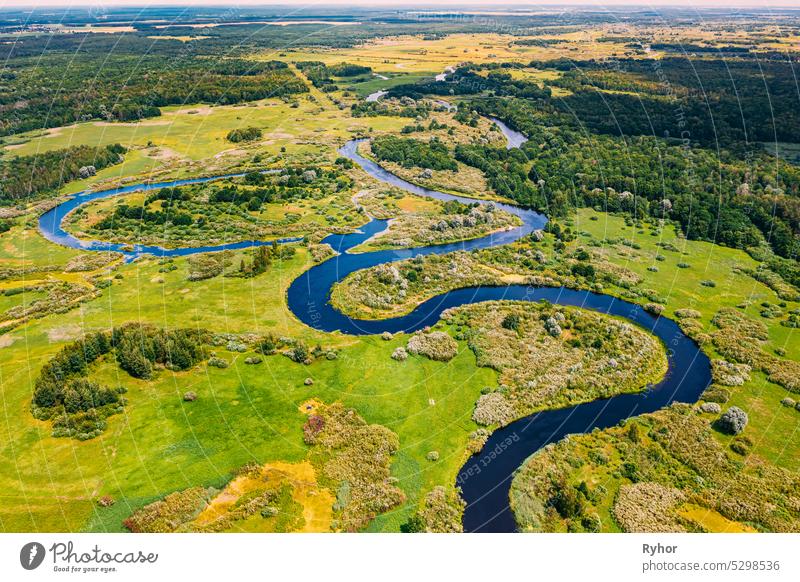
[0,5,799,535]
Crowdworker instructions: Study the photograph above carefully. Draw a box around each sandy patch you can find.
[93,120,171,128]
[146,147,185,161]
[0,334,16,348]
[47,324,83,343]
[166,106,215,116]
[213,148,246,159]
[193,461,334,533]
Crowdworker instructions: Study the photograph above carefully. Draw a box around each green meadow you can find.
[0,247,495,532]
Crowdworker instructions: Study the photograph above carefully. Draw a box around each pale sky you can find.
[2,1,799,9]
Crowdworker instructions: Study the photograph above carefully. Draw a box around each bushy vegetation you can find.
[401,486,465,533]
[123,487,213,533]
[0,144,125,204]
[31,324,208,439]
[511,405,800,532]
[406,330,458,362]
[226,127,262,143]
[445,301,666,419]
[303,402,405,531]
[0,49,306,137]
[710,307,800,394]
[75,168,356,247]
[371,135,457,171]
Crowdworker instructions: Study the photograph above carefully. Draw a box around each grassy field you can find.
[2,96,410,199]
[0,244,498,532]
[262,31,640,74]
[0,32,798,533]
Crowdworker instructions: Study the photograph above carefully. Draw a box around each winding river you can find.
[38,119,711,533]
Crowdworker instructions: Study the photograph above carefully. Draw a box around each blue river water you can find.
[37,118,711,533]
[37,170,300,259]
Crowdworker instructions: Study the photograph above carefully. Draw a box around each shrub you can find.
[501,313,521,331]
[302,403,404,531]
[702,385,731,404]
[257,333,281,355]
[123,487,211,533]
[414,486,465,533]
[208,357,229,369]
[426,451,440,462]
[472,392,515,426]
[730,435,753,456]
[716,406,748,435]
[226,127,262,143]
[391,347,408,361]
[711,360,751,386]
[551,483,584,518]
[674,308,701,319]
[644,303,665,316]
[286,341,310,364]
[700,402,721,414]
[781,397,796,408]
[612,482,686,533]
[183,391,197,402]
[406,331,458,361]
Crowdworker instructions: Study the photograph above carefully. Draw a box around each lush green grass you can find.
[574,209,800,470]
[344,73,432,98]
[0,225,84,270]
[573,209,800,363]
[0,245,495,532]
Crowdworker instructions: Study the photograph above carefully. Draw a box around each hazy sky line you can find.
[2,1,798,9]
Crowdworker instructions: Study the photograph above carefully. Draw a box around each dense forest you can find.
[541,58,800,145]
[0,143,125,204]
[0,57,306,137]
[388,61,800,262]
[372,136,457,171]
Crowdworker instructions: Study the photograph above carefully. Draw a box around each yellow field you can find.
[260,31,639,76]
[3,96,409,197]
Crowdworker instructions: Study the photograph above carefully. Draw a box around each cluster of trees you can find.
[387,65,551,101]
[0,51,307,136]
[351,100,432,119]
[226,127,263,143]
[544,57,800,146]
[31,324,208,439]
[95,202,194,229]
[461,96,799,259]
[295,60,372,93]
[371,135,457,171]
[238,242,296,277]
[454,143,545,209]
[112,324,207,379]
[0,143,125,204]
[381,58,800,260]
[95,166,351,230]
[33,331,120,413]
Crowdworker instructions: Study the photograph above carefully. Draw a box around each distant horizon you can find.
[2,1,800,10]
